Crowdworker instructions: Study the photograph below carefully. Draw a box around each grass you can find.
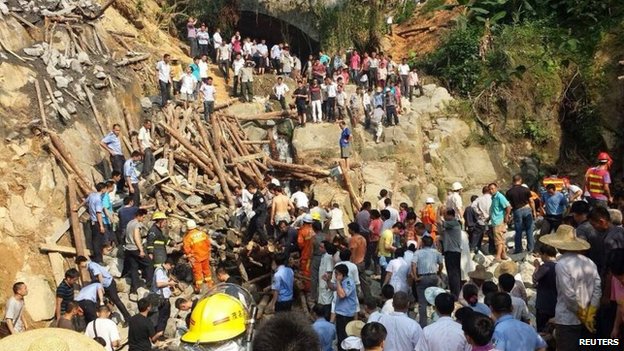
[420,0,447,15]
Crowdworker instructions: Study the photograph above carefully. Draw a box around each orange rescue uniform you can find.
[297,224,314,292]
[420,204,438,240]
[183,228,213,289]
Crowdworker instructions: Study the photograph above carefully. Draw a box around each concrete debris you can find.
[53,90,62,98]
[46,64,63,77]
[23,46,45,57]
[66,102,77,114]
[94,65,104,72]
[95,71,107,79]
[54,75,71,89]
[77,51,92,65]
[0,3,8,15]
[140,97,152,109]
[70,59,83,73]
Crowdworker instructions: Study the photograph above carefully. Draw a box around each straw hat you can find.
[494,260,518,278]
[467,264,493,281]
[345,320,365,337]
[539,224,590,251]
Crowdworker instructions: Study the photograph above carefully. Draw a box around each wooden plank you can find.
[40,242,92,256]
[68,176,90,281]
[47,207,86,243]
[227,152,266,165]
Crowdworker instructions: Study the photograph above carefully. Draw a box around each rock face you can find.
[292,123,342,167]
[16,272,56,321]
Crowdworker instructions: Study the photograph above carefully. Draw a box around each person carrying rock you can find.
[183,220,213,294]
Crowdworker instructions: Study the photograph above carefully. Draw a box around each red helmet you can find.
[598,152,610,161]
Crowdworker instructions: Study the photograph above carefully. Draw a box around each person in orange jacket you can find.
[183,220,213,294]
[420,197,438,240]
[297,214,315,292]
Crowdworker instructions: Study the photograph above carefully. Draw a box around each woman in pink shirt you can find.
[367,209,383,273]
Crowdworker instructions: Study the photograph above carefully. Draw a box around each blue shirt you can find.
[492,314,546,351]
[101,193,112,225]
[124,159,139,184]
[335,277,358,317]
[271,265,294,302]
[76,282,102,303]
[312,318,336,351]
[87,192,103,223]
[101,132,122,155]
[340,128,351,147]
[373,93,384,108]
[320,54,330,65]
[490,191,510,225]
[542,191,568,216]
[412,247,443,275]
[469,302,491,316]
[190,63,200,81]
[87,261,113,288]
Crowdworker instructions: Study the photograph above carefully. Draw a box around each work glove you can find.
[584,305,598,334]
[576,305,587,323]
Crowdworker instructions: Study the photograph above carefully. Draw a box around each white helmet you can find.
[425,197,435,204]
[187,219,197,230]
[451,182,463,191]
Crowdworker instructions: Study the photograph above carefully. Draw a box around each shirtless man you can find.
[271,186,294,225]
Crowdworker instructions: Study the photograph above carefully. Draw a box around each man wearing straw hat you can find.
[539,224,601,351]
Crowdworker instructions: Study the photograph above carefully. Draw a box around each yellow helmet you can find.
[181,292,247,344]
[152,211,168,220]
[311,212,321,221]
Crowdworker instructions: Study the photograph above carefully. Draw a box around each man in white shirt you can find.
[217,43,231,84]
[156,54,172,107]
[328,203,345,239]
[232,53,245,97]
[256,39,269,75]
[318,241,336,319]
[378,291,423,351]
[199,77,215,122]
[398,58,411,97]
[271,43,283,74]
[383,248,410,293]
[416,292,469,351]
[198,55,209,82]
[408,67,424,100]
[321,77,338,122]
[212,28,223,61]
[179,66,198,109]
[85,305,121,351]
[446,182,464,222]
[290,186,309,210]
[273,76,290,110]
[471,186,493,254]
[138,119,154,178]
[383,198,400,225]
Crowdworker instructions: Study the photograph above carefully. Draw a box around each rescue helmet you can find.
[311,212,322,221]
[425,197,435,204]
[598,152,610,162]
[182,283,255,344]
[187,220,197,230]
[152,211,168,220]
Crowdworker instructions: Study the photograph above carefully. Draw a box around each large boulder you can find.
[16,272,56,321]
[292,123,342,168]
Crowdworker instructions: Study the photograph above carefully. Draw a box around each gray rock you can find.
[185,195,203,207]
[69,59,83,73]
[55,96,64,104]
[0,3,9,15]
[53,90,62,98]
[66,102,77,114]
[140,97,152,109]
[94,65,104,72]
[54,75,70,89]
[23,46,44,57]
[95,71,107,79]
[77,51,91,65]
[58,54,70,69]
[58,107,71,120]
[46,64,63,77]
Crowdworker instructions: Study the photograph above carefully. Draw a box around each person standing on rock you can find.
[506,174,536,254]
[398,58,410,97]
[76,255,132,326]
[145,211,170,266]
[322,77,338,121]
[240,60,255,103]
[384,88,398,126]
[152,258,176,335]
[293,80,309,126]
[156,54,172,107]
[55,268,80,322]
[3,282,28,335]
[471,186,492,254]
[183,220,213,294]
[446,182,464,223]
[273,76,290,111]
[442,209,463,299]
[138,119,154,179]
[84,182,107,263]
[124,150,142,206]
[298,214,316,293]
[420,198,438,240]
[231,53,245,97]
[124,208,153,299]
[196,23,210,58]
[408,67,424,100]
[199,77,215,122]
[179,66,198,110]
[540,184,568,235]
[186,17,198,58]
[489,182,511,262]
[212,28,223,62]
[271,186,294,227]
[584,152,613,209]
[100,124,125,192]
[411,234,443,327]
[339,120,351,171]
[309,79,323,123]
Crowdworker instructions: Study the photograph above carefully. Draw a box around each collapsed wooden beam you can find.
[48,131,93,196]
[267,159,330,177]
[233,110,297,121]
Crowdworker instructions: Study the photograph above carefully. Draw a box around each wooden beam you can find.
[241,140,270,144]
[68,177,89,257]
[47,207,86,243]
[40,242,91,256]
[234,110,297,121]
[226,152,266,166]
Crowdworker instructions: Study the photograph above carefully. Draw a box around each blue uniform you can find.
[335,277,358,316]
[87,261,113,288]
[87,192,103,223]
[271,265,294,302]
[492,314,547,351]
[101,132,122,155]
[313,318,336,351]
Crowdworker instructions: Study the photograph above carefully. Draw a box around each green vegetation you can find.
[413,1,624,161]
[315,0,384,52]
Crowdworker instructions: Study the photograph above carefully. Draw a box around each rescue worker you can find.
[584,152,613,209]
[297,214,315,292]
[420,198,438,240]
[181,283,257,351]
[183,220,213,294]
[245,183,268,245]
[146,211,170,265]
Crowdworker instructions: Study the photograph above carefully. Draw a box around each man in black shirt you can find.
[128,298,160,351]
[245,183,268,245]
[293,80,309,126]
[505,174,535,254]
[55,268,79,321]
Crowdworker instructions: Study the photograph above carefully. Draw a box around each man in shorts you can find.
[339,120,351,171]
[488,182,511,261]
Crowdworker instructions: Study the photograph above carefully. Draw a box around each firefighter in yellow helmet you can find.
[180,283,257,351]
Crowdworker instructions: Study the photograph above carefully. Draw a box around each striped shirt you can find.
[56,280,74,314]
